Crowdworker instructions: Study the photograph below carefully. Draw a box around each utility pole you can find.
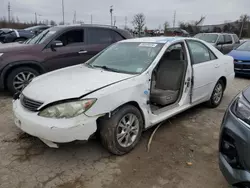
[110,6,113,26]
[35,12,37,24]
[73,11,76,24]
[173,10,176,28]
[62,0,65,25]
[91,14,93,24]
[125,16,127,28]
[8,2,11,22]
[114,16,116,26]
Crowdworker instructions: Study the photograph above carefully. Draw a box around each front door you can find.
[186,40,219,103]
[42,29,88,72]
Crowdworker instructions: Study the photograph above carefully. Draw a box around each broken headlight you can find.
[38,99,96,119]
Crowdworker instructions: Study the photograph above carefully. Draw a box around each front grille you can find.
[20,94,43,112]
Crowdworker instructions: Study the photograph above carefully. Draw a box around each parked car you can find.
[12,36,234,155]
[0,24,133,94]
[219,86,250,187]
[165,28,190,37]
[0,25,50,43]
[228,40,250,76]
[194,33,240,54]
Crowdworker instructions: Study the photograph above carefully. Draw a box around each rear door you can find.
[223,34,234,54]
[42,28,88,71]
[83,28,114,60]
[186,40,219,103]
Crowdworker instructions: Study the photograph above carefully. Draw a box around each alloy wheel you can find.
[213,82,223,104]
[13,71,36,91]
[116,113,140,148]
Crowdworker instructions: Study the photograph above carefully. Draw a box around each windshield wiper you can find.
[92,65,121,73]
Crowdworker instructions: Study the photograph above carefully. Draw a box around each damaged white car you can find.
[12,37,234,155]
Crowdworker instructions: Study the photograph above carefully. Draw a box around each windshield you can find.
[236,41,250,51]
[194,33,218,43]
[87,42,164,74]
[24,28,57,44]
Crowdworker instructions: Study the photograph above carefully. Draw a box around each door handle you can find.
[78,50,88,54]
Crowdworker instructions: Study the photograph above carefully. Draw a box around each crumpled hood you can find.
[23,65,135,104]
[0,42,35,53]
[228,50,250,61]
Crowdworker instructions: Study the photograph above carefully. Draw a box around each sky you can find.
[1,0,249,29]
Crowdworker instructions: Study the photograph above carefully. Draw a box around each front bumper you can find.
[234,62,250,75]
[12,99,98,145]
[219,107,250,185]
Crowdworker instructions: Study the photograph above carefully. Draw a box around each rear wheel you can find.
[206,79,225,108]
[99,105,143,155]
[6,67,39,95]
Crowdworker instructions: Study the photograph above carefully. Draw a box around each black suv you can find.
[0,24,133,94]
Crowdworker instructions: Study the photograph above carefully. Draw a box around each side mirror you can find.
[51,40,63,51]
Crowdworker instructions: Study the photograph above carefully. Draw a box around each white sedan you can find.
[12,37,234,155]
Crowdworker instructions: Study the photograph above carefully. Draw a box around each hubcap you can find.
[116,113,140,148]
[13,71,36,91]
[213,83,223,104]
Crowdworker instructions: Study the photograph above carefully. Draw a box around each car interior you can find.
[150,43,188,112]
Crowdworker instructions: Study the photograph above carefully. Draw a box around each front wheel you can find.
[7,67,39,95]
[99,105,143,155]
[206,80,225,108]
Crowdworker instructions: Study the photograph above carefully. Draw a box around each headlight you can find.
[231,94,250,125]
[0,53,3,57]
[38,99,96,119]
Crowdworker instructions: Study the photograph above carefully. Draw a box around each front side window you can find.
[187,40,216,64]
[56,29,84,46]
[224,35,233,44]
[217,35,225,44]
[87,42,164,74]
[88,28,113,44]
[233,35,240,44]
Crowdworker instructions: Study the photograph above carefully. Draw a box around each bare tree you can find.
[132,13,145,37]
[163,21,169,33]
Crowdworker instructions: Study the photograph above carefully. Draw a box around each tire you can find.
[99,105,143,155]
[6,67,39,95]
[206,79,225,108]
[14,38,27,43]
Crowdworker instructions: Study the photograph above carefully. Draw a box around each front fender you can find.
[84,75,151,127]
[0,61,46,89]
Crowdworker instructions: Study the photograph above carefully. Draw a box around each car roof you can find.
[53,24,119,30]
[198,32,236,35]
[121,36,194,44]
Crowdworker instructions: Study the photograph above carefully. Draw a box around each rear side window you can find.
[187,40,217,64]
[233,34,240,44]
[224,35,233,44]
[88,28,113,44]
[56,29,84,46]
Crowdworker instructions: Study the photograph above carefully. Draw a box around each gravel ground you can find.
[0,77,249,188]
